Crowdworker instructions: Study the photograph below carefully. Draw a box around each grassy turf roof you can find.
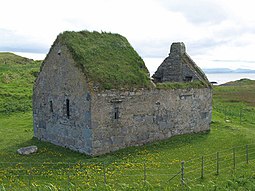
[57,31,152,90]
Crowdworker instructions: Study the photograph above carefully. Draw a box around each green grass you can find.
[1,52,255,190]
[214,78,255,107]
[0,52,34,65]
[53,31,152,90]
[156,80,208,89]
[0,52,41,114]
[1,102,255,190]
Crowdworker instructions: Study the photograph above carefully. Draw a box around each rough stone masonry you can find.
[33,31,212,156]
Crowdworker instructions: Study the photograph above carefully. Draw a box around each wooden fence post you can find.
[201,156,204,179]
[181,161,185,188]
[144,161,147,185]
[233,148,236,170]
[240,108,242,124]
[68,162,71,191]
[224,108,227,121]
[103,162,107,186]
[216,152,219,175]
[29,162,32,191]
[246,145,249,164]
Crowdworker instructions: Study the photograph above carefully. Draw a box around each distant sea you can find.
[205,73,255,85]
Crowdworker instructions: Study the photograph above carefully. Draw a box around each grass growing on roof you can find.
[58,30,152,90]
[156,80,208,89]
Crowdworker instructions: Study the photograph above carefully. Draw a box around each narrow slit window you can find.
[66,99,70,118]
[50,101,53,112]
[114,107,119,120]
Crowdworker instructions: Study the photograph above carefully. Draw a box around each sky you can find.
[1,0,255,74]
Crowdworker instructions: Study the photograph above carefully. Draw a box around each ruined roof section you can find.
[181,52,210,85]
[152,42,210,86]
[57,31,152,90]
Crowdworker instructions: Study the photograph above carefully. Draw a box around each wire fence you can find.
[1,144,255,190]
[213,103,255,124]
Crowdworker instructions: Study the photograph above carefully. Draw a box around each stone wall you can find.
[33,41,212,156]
[182,62,200,81]
[153,42,206,83]
[33,42,93,154]
[90,88,212,156]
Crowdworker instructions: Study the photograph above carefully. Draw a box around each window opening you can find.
[185,76,193,82]
[114,107,119,120]
[66,99,70,118]
[50,101,53,112]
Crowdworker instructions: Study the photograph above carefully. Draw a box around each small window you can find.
[185,76,193,82]
[153,77,162,83]
[86,93,91,101]
[66,99,70,118]
[50,101,53,112]
[114,107,119,120]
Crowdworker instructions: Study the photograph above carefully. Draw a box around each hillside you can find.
[0,52,33,65]
[215,78,255,106]
[1,54,255,190]
[0,52,41,113]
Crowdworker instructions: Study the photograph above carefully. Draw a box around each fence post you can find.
[233,148,236,170]
[103,162,107,186]
[143,161,147,185]
[201,156,204,179]
[240,108,242,124]
[216,152,219,175]
[246,145,249,164]
[181,161,185,188]
[29,162,32,191]
[67,162,71,191]
[224,108,227,121]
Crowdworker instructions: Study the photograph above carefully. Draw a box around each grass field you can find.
[1,53,255,190]
[0,52,41,114]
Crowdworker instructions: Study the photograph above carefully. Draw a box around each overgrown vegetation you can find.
[214,78,255,107]
[56,31,152,90]
[1,52,255,190]
[156,80,208,89]
[0,52,41,114]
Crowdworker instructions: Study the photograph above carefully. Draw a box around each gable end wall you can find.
[33,43,93,154]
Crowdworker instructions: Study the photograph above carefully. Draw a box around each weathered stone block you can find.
[17,146,38,155]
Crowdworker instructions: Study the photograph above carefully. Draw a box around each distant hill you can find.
[220,78,255,86]
[0,52,34,65]
[0,52,41,114]
[203,68,255,74]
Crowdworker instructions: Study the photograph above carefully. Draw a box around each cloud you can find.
[212,59,255,64]
[133,39,173,58]
[0,28,49,53]
[1,0,255,70]
[158,0,228,25]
